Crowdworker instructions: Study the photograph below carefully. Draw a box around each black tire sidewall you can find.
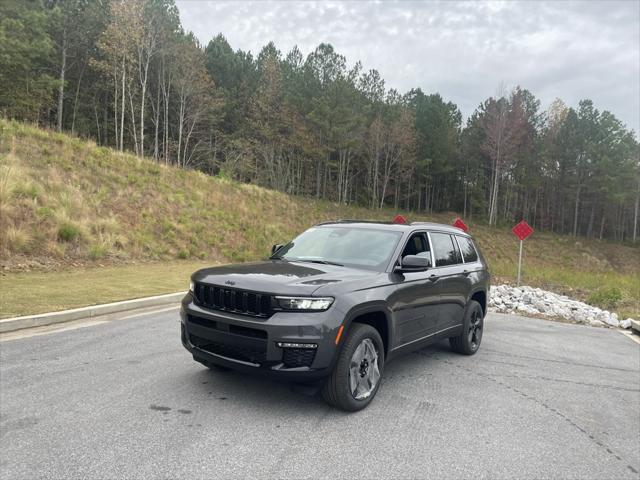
[328,323,385,411]
[462,300,483,354]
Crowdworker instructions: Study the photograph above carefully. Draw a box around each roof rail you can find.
[315,219,395,226]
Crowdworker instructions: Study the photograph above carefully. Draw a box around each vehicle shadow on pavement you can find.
[182,340,454,413]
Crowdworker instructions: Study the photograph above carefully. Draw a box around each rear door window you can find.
[430,232,462,267]
[456,236,479,263]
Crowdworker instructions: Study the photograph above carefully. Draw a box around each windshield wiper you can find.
[296,259,344,267]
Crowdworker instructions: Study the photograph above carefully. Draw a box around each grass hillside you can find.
[1,119,638,319]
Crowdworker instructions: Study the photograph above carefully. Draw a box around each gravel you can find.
[488,284,636,329]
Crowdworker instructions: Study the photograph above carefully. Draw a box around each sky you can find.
[175,0,640,135]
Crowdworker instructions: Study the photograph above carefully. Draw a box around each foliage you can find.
[0,0,638,243]
[1,119,638,320]
[587,287,623,310]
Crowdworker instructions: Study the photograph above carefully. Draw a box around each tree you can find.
[0,0,58,122]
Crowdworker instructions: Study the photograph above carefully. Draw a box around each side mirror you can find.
[395,255,430,272]
[271,244,284,255]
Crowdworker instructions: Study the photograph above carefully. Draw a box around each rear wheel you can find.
[449,300,484,355]
[322,323,385,411]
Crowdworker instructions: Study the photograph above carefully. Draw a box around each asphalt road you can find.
[1,310,639,480]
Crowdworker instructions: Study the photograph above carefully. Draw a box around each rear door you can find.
[428,232,469,333]
[389,231,440,347]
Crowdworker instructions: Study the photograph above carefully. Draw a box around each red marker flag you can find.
[512,220,534,241]
[453,218,468,232]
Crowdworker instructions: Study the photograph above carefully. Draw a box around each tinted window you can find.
[431,233,462,266]
[401,233,431,267]
[457,236,478,263]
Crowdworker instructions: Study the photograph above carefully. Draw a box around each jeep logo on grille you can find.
[225,280,236,286]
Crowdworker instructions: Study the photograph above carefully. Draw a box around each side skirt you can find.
[386,324,463,361]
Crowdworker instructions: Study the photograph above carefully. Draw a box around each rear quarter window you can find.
[457,236,479,263]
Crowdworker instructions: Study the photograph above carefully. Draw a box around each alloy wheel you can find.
[349,338,381,400]
[468,309,483,350]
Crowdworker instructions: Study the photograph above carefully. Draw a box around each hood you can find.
[192,260,380,296]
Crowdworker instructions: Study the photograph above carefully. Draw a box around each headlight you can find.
[189,280,194,293]
[275,296,334,311]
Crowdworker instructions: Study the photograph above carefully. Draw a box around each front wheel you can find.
[449,299,484,355]
[321,323,385,412]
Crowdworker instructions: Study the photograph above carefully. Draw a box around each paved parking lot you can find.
[1,310,638,479]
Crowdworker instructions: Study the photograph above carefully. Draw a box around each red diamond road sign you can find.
[393,214,407,224]
[453,218,468,232]
[512,220,534,241]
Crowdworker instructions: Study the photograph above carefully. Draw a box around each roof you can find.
[314,219,469,235]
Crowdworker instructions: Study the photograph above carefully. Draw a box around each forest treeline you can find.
[1,0,639,242]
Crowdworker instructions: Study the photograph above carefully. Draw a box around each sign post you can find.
[511,220,534,286]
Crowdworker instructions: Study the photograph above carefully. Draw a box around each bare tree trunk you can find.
[113,65,119,149]
[153,72,160,161]
[128,86,138,155]
[139,54,151,157]
[177,89,185,167]
[573,185,581,237]
[57,27,67,132]
[71,64,86,135]
[93,102,101,144]
[120,59,126,151]
[634,178,639,243]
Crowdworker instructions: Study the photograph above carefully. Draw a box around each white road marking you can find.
[117,306,179,321]
[618,329,640,345]
[0,306,180,342]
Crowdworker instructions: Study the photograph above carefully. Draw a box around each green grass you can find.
[0,261,209,318]
[0,118,638,319]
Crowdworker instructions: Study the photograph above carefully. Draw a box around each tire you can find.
[449,300,484,355]
[321,323,385,412]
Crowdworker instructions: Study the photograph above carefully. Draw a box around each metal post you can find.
[517,240,523,286]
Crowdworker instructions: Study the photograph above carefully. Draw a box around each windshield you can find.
[272,226,403,271]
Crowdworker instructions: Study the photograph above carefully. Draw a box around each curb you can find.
[631,320,640,335]
[0,291,186,333]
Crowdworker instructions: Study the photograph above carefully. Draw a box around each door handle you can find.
[428,274,439,282]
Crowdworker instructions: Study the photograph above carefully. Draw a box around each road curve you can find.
[1,310,638,479]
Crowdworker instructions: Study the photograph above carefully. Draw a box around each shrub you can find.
[588,287,622,310]
[13,181,40,199]
[89,244,108,260]
[58,223,81,242]
[177,249,189,259]
[4,227,32,253]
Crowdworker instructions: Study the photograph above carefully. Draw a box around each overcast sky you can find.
[175,0,640,135]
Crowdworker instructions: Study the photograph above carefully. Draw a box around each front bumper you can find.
[180,293,343,381]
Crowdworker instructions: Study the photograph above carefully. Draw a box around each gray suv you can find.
[181,220,490,411]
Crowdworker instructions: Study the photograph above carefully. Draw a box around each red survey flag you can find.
[512,220,534,241]
[453,218,468,232]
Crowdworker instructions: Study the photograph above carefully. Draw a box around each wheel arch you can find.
[469,289,487,317]
[342,303,392,356]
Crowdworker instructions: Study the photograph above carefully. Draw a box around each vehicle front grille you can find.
[190,334,266,364]
[282,348,316,368]
[193,283,273,317]
[188,315,267,339]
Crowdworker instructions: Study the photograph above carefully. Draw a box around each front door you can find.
[389,232,440,347]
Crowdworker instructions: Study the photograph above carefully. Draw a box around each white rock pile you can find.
[489,284,635,329]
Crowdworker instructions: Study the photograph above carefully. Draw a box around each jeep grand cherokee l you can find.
[180,220,490,411]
